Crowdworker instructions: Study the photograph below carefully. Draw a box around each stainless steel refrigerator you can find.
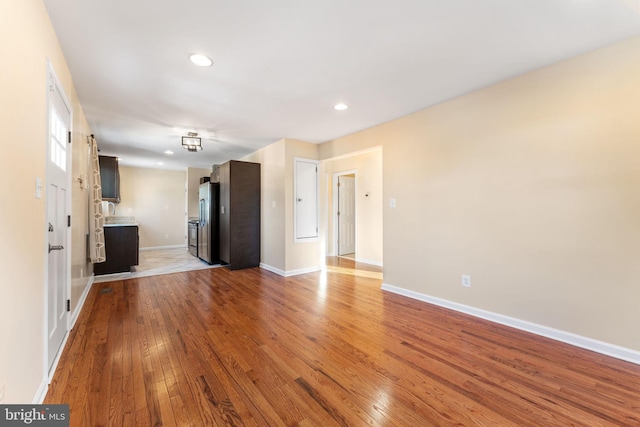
[198,182,220,264]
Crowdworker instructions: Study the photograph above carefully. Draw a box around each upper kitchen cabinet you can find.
[219,160,260,270]
[99,155,120,202]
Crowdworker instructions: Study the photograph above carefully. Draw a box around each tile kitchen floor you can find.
[94,247,221,283]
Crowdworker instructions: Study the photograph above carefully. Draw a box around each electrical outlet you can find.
[0,383,5,403]
[462,274,471,288]
[164,234,169,240]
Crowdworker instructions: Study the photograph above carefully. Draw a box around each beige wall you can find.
[243,139,287,271]
[70,117,94,309]
[186,167,211,219]
[324,36,640,352]
[324,149,383,265]
[3,5,638,408]
[117,166,187,248]
[244,138,323,274]
[0,0,93,402]
[284,139,322,272]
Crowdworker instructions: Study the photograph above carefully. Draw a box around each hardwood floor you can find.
[45,258,640,426]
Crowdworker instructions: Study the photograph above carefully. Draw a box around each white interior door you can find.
[295,159,319,240]
[47,67,71,371]
[338,175,355,255]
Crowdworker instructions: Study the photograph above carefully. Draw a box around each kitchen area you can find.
[94,155,260,280]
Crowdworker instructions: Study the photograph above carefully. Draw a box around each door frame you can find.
[332,170,357,257]
[44,60,73,378]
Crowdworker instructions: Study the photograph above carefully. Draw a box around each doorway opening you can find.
[333,171,356,258]
[324,147,383,268]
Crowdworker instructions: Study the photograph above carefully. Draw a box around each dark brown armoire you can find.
[217,160,261,270]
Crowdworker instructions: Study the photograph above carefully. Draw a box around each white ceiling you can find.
[43,0,640,171]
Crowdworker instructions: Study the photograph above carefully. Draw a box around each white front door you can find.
[338,175,355,255]
[47,67,71,371]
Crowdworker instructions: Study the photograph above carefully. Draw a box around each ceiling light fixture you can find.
[182,133,203,152]
[164,150,174,155]
[189,53,213,67]
[334,103,349,111]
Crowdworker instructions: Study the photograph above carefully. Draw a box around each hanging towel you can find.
[88,135,106,263]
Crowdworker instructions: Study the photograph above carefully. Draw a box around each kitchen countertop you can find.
[104,216,138,227]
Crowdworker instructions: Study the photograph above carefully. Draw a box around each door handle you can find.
[48,244,64,253]
[297,198,303,202]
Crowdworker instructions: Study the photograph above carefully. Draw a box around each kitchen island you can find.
[94,217,139,275]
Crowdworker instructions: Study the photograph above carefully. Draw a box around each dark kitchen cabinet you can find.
[219,160,260,270]
[99,155,120,202]
[94,225,139,275]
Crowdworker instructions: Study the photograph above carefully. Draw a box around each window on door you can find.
[50,107,67,171]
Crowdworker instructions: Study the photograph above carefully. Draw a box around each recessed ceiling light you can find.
[334,103,349,111]
[164,150,174,155]
[157,162,164,165]
[189,53,213,67]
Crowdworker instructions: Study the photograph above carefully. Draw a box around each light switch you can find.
[272,201,276,208]
[35,177,43,199]
[389,198,396,208]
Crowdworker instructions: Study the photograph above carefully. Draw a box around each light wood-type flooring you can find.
[94,247,220,283]
[45,258,640,426]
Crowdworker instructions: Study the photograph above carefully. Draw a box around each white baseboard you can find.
[139,245,186,251]
[36,275,97,403]
[284,266,322,276]
[260,263,322,277]
[71,275,94,329]
[260,263,286,276]
[355,258,383,267]
[33,379,49,404]
[381,283,640,366]
[38,327,72,404]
